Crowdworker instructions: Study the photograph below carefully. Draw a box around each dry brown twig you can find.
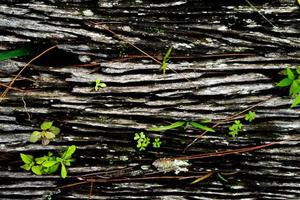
[183,95,274,152]
[0,45,57,103]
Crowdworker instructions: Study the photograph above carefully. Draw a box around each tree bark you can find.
[0,0,300,199]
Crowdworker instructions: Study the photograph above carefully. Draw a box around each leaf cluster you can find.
[30,121,60,145]
[134,132,161,151]
[149,120,215,133]
[228,111,256,137]
[244,111,256,122]
[228,120,242,137]
[20,145,76,178]
[95,79,107,91]
[277,67,300,108]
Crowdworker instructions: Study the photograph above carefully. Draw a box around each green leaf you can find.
[43,163,60,174]
[40,121,53,130]
[62,145,76,160]
[276,78,293,87]
[29,131,42,143]
[0,48,31,61]
[49,126,60,135]
[42,160,58,167]
[200,119,212,123]
[20,153,33,164]
[61,164,67,178]
[35,156,48,165]
[291,94,300,108]
[21,164,32,171]
[163,47,173,62]
[287,68,295,80]
[290,81,300,97]
[161,47,173,75]
[99,83,107,88]
[296,66,300,75]
[149,121,186,132]
[44,131,56,139]
[134,133,140,140]
[31,166,42,175]
[190,122,215,132]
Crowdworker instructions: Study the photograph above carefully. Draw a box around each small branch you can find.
[0,45,57,102]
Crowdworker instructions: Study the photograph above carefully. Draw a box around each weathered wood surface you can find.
[0,0,300,199]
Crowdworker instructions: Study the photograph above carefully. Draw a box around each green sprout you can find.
[277,67,300,108]
[95,79,107,91]
[161,47,173,75]
[245,111,256,122]
[152,138,162,148]
[228,120,243,137]
[20,145,76,178]
[134,132,150,151]
[30,121,60,145]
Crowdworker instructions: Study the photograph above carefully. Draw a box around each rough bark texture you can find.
[0,0,300,199]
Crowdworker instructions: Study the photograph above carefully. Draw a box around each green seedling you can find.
[134,132,150,151]
[161,47,173,75]
[152,138,162,148]
[95,79,107,91]
[134,132,162,151]
[228,120,243,137]
[30,121,60,145]
[149,120,214,133]
[20,145,76,178]
[245,111,256,122]
[277,67,300,108]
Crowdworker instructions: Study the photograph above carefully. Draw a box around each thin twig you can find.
[179,141,281,160]
[0,82,25,92]
[183,96,273,152]
[88,180,94,200]
[87,22,198,88]
[0,45,57,102]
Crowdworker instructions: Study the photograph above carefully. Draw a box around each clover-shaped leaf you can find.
[41,121,53,130]
[49,126,60,135]
[30,131,42,143]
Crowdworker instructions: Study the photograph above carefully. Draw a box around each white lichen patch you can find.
[173,43,194,50]
[153,158,190,174]
[78,55,91,63]
[82,9,94,17]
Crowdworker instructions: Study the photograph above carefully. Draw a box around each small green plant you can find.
[161,47,173,75]
[149,120,214,133]
[30,121,60,145]
[134,132,150,151]
[20,145,76,178]
[95,79,107,91]
[134,132,162,151]
[152,138,162,148]
[245,111,256,122]
[277,67,300,108]
[228,120,243,137]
